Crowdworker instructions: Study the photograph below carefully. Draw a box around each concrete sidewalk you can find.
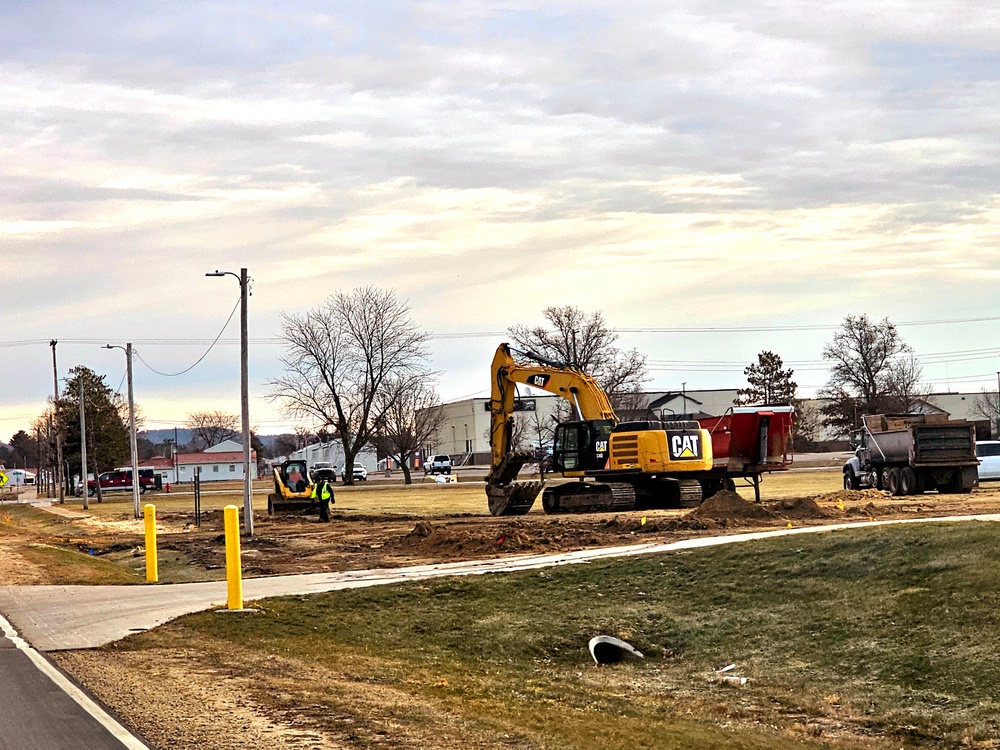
[2,513,999,652]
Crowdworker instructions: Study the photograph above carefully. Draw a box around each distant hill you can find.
[140,428,282,451]
[140,428,194,446]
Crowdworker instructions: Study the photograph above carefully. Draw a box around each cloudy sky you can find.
[3,1,1000,438]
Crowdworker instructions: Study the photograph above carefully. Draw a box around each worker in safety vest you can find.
[311,479,334,522]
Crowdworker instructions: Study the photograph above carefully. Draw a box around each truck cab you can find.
[843,430,872,490]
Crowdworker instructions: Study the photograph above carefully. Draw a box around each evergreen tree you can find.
[736,351,796,405]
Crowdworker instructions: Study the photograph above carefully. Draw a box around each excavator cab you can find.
[552,420,614,473]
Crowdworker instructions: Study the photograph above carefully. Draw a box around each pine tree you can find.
[736,351,796,405]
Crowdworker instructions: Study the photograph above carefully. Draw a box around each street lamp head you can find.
[205,271,225,277]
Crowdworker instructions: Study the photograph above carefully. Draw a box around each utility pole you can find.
[79,379,89,511]
[50,340,64,503]
[206,267,253,536]
[240,267,252,536]
[105,344,141,518]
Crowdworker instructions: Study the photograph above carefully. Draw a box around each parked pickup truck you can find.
[424,455,453,475]
[82,469,154,497]
[843,413,978,496]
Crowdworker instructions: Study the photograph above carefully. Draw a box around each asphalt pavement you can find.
[0,618,150,749]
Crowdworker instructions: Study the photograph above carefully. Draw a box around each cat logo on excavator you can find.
[670,433,703,460]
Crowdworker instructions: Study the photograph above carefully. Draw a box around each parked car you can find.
[976,441,1000,480]
[424,455,452,475]
[341,463,368,482]
[82,470,149,497]
[309,461,339,484]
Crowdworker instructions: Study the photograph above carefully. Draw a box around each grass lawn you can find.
[111,519,1000,748]
[0,505,141,584]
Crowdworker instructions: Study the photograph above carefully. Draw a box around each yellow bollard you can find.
[144,504,158,583]
[224,504,243,610]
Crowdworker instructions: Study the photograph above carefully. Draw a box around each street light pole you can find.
[206,268,253,536]
[105,343,141,519]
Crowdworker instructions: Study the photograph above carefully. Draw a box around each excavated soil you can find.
[15,486,999,582]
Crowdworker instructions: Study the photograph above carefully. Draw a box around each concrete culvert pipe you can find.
[588,636,644,665]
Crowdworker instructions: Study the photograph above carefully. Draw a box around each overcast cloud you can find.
[3,1,1000,435]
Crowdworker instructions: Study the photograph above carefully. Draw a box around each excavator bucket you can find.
[487,481,541,516]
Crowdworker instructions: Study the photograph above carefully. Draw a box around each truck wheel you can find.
[880,468,893,492]
[887,467,902,496]
[900,467,917,495]
[843,471,860,491]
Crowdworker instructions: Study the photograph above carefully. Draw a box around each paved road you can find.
[0,617,149,749]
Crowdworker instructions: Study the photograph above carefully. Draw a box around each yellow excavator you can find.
[486,343,714,515]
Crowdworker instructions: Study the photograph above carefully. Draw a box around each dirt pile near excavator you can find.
[685,491,776,523]
[768,497,829,519]
[815,489,888,504]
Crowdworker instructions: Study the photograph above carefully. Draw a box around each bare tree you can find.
[187,411,240,450]
[818,315,914,437]
[886,354,929,412]
[372,376,446,484]
[293,426,315,450]
[508,306,648,411]
[792,399,822,450]
[268,286,432,485]
[973,390,1000,437]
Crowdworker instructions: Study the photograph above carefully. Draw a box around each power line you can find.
[133,295,241,377]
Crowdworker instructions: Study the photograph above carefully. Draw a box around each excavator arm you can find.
[486,343,617,515]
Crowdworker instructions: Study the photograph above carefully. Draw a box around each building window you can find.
[180,466,187,473]
[229,465,235,472]
[213,465,219,473]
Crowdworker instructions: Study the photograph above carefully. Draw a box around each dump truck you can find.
[843,413,978,495]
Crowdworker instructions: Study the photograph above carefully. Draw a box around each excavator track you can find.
[677,479,704,508]
[541,481,637,514]
[487,481,542,516]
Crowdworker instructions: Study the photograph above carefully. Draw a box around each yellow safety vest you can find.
[311,482,332,501]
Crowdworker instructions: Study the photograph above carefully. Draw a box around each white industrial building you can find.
[288,439,379,475]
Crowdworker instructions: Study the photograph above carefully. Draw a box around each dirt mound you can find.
[814,489,887,504]
[686,491,775,522]
[399,521,537,555]
[768,497,829,519]
[845,502,889,517]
